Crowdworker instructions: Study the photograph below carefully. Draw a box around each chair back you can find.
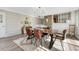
[34,29,42,40]
[26,27,33,36]
[43,27,50,33]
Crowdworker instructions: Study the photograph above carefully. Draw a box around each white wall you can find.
[5,11,40,37]
[75,11,79,39]
[0,10,26,37]
[0,10,40,37]
[70,11,76,25]
[5,12,26,37]
[26,17,41,28]
[69,11,79,39]
[52,23,69,33]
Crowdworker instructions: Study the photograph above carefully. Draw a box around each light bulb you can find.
[46,18,48,23]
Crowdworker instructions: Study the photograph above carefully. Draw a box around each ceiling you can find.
[0,7,79,17]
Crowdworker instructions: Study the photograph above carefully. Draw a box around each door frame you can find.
[0,12,6,38]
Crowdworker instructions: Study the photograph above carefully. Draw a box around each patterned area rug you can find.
[13,37,79,51]
[13,37,50,51]
[53,38,79,51]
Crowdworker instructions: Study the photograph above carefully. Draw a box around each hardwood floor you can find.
[0,35,24,51]
[0,34,79,51]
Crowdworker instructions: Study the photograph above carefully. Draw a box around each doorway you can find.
[0,12,6,38]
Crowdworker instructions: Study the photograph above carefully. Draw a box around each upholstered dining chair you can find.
[26,26,34,44]
[20,26,33,45]
[55,29,67,51]
[42,27,51,47]
[34,29,43,47]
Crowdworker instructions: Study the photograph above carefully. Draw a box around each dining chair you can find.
[20,26,34,45]
[42,27,51,47]
[26,26,34,44]
[55,29,67,51]
[43,27,50,39]
[34,29,43,47]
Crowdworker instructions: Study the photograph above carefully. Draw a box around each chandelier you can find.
[33,7,45,19]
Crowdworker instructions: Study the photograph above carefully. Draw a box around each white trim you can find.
[0,12,6,38]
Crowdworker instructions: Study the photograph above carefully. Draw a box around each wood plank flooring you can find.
[0,34,79,51]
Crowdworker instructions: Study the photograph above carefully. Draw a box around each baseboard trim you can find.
[0,34,23,39]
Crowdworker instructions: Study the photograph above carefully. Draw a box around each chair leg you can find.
[31,39,33,44]
[34,40,37,47]
[40,37,44,46]
[40,39,43,46]
[34,39,36,46]
[60,40,64,51]
[36,39,40,47]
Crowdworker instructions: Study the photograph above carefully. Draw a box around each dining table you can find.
[33,27,57,49]
[27,26,57,50]
[48,33,56,49]
[42,29,56,49]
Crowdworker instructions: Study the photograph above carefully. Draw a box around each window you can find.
[0,15,3,23]
[58,13,71,23]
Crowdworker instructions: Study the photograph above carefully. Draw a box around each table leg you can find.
[49,34,54,49]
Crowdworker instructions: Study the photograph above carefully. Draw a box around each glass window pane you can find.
[0,15,2,23]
